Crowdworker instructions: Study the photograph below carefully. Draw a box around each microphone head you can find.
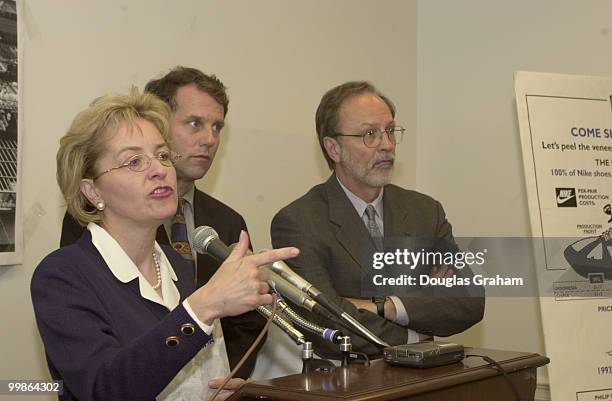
[192,226,219,254]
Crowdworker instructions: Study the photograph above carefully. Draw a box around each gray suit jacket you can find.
[271,174,484,357]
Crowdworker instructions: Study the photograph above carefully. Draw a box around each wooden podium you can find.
[233,348,549,401]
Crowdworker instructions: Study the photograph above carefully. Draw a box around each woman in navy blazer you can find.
[31,88,297,401]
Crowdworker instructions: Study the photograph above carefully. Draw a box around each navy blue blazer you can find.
[31,230,213,401]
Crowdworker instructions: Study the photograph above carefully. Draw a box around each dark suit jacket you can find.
[59,188,265,379]
[271,174,485,358]
[31,231,212,401]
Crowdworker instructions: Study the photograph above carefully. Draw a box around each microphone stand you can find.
[256,304,305,346]
[275,294,344,344]
[274,294,369,369]
[257,298,339,373]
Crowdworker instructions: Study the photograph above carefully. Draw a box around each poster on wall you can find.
[0,0,20,265]
[515,71,612,401]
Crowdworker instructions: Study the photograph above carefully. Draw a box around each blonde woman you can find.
[31,88,297,401]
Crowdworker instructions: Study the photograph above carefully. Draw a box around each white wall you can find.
[417,0,612,385]
[0,0,417,396]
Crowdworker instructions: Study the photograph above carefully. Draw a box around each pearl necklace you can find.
[151,251,162,290]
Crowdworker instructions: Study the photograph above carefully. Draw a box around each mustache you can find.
[372,153,395,165]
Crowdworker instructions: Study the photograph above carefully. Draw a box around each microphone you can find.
[266,270,317,312]
[191,226,336,320]
[263,255,392,348]
[192,225,231,256]
[192,226,390,348]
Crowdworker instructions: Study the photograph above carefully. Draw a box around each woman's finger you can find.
[225,230,250,263]
[244,247,299,267]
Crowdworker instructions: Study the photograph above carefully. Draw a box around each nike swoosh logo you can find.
[557,194,575,204]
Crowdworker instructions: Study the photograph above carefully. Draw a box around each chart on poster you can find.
[515,71,612,401]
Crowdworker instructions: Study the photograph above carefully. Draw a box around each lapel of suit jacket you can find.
[124,280,171,320]
[192,188,218,283]
[192,188,211,228]
[325,174,377,275]
[81,234,171,321]
[121,251,193,319]
[383,185,411,238]
[168,252,195,302]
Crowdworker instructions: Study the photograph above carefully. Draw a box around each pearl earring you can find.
[95,201,105,211]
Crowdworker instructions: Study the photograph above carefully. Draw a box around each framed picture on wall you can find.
[0,0,21,265]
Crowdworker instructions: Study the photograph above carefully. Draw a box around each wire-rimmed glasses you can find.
[93,151,181,180]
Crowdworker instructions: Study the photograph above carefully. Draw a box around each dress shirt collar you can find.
[336,175,384,220]
[88,223,179,309]
[182,184,195,207]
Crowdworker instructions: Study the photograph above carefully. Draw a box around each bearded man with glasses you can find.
[271,81,484,358]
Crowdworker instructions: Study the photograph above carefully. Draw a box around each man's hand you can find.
[207,377,246,401]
